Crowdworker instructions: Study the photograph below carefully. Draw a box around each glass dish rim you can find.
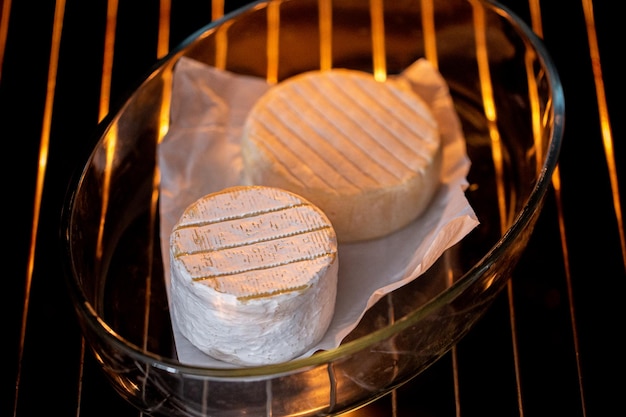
[60,0,565,379]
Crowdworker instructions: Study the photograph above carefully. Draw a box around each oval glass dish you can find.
[62,0,564,416]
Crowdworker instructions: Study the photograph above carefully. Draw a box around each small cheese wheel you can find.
[169,185,338,366]
[241,69,442,242]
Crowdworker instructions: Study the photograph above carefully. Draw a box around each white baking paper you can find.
[158,56,479,368]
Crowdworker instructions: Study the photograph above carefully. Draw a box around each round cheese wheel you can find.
[241,69,442,242]
[169,185,338,366]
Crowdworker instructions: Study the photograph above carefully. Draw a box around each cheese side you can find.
[241,69,442,242]
[169,185,338,366]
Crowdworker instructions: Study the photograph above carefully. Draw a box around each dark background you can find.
[3,1,624,416]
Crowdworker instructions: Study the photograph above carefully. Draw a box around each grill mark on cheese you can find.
[209,255,334,300]
[180,186,305,217]
[180,228,334,277]
[283,83,397,184]
[353,77,439,148]
[172,223,333,257]
[273,94,384,187]
[352,76,439,144]
[326,75,438,165]
[249,122,322,190]
[235,285,310,301]
[172,204,332,255]
[173,202,310,229]
[246,69,440,193]
[253,105,361,191]
[296,76,417,179]
[195,255,334,300]
[190,252,335,281]
[244,70,441,196]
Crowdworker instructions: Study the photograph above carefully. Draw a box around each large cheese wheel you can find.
[169,185,338,366]
[241,69,442,242]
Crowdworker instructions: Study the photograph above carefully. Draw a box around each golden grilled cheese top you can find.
[241,69,442,242]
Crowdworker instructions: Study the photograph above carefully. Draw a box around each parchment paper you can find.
[158,56,479,368]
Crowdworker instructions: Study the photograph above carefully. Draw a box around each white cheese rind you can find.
[241,69,442,242]
[169,185,338,366]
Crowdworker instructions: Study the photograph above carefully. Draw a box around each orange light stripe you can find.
[266,1,280,84]
[550,164,588,417]
[582,0,626,269]
[98,0,118,122]
[421,0,437,69]
[0,0,12,83]
[212,0,225,21]
[214,22,231,70]
[529,1,589,415]
[470,1,508,227]
[15,2,66,416]
[157,0,171,59]
[422,5,461,416]
[88,0,121,414]
[369,0,386,81]
[95,0,119,261]
[528,0,543,38]
[213,0,230,70]
[471,2,524,417]
[157,0,173,141]
[318,0,332,71]
[524,49,543,174]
